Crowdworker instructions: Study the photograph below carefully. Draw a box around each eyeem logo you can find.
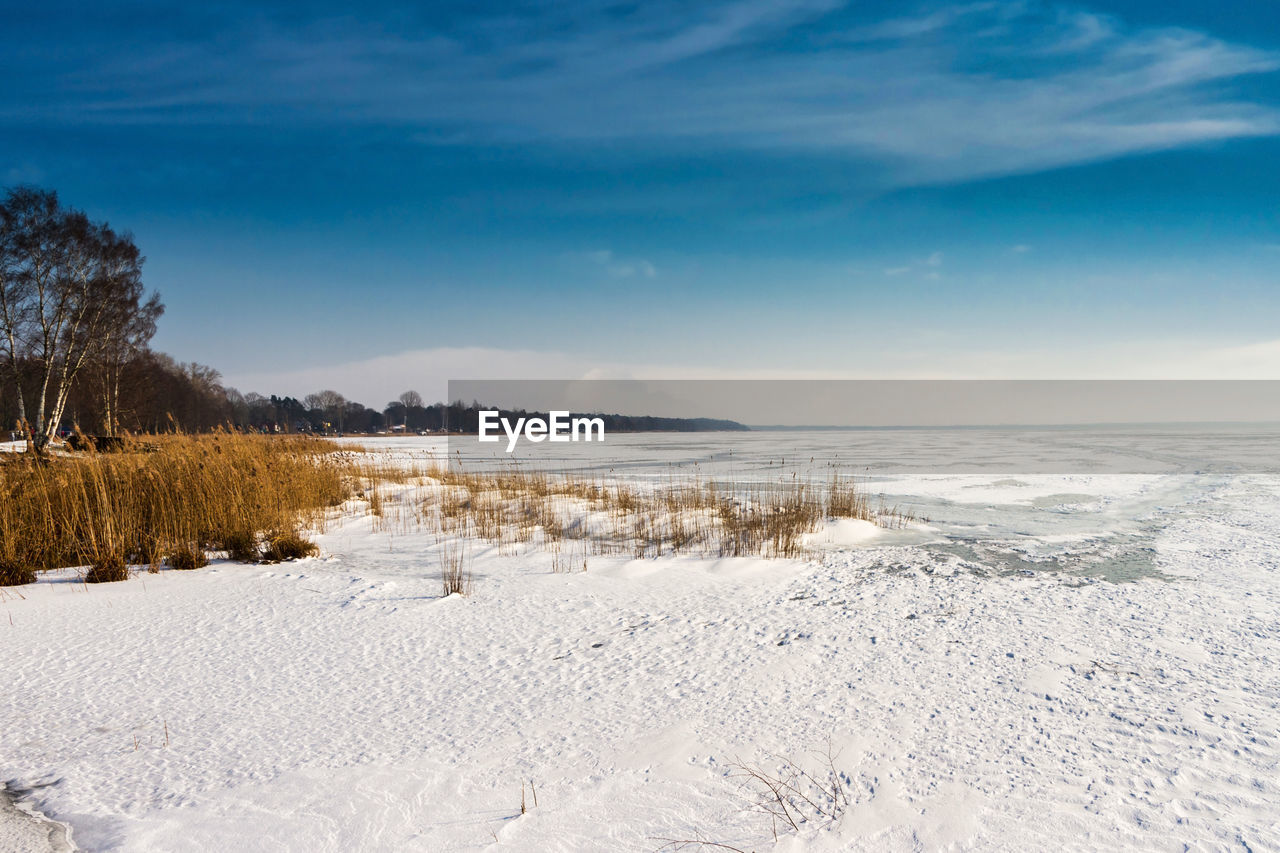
[478,411,605,452]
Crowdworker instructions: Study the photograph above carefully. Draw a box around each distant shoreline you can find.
[349,427,755,438]
[748,420,1280,431]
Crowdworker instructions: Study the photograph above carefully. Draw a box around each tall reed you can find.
[0,431,350,581]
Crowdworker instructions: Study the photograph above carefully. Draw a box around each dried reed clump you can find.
[167,547,209,571]
[439,542,473,596]
[261,532,319,563]
[0,558,36,587]
[826,474,868,519]
[0,432,349,579]
[84,552,129,583]
[220,530,261,562]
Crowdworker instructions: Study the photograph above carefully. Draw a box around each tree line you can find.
[0,186,415,442]
[0,188,509,442]
[2,186,744,445]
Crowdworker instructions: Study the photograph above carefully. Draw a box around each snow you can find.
[801,518,888,549]
[1,787,73,853]
[3,433,1280,850]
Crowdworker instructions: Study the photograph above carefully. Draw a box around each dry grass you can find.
[84,552,129,584]
[0,435,913,588]
[550,541,589,574]
[261,532,320,563]
[729,746,850,835]
[167,547,209,571]
[0,558,37,587]
[376,462,910,563]
[220,530,261,563]
[0,431,348,581]
[653,836,748,852]
[439,541,473,596]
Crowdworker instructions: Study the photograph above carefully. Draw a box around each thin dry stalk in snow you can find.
[728,742,852,838]
[652,835,749,852]
[439,542,473,596]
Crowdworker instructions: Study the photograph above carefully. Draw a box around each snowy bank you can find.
[2,437,1279,850]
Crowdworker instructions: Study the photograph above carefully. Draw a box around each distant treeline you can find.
[576,414,748,433]
[1,359,747,437]
[224,396,749,435]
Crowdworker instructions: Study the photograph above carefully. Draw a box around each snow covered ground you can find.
[4,432,1280,851]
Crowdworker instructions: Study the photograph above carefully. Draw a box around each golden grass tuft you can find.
[0,558,36,586]
[220,530,261,563]
[261,532,319,563]
[0,432,349,578]
[84,552,129,583]
[167,547,209,571]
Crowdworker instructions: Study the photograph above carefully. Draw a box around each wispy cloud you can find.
[885,251,944,277]
[3,164,44,184]
[837,2,1006,43]
[223,335,1280,405]
[571,249,658,279]
[6,1,1278,186]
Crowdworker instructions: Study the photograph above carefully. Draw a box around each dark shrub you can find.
[220,530,261,563]
[261,533,318,563]
[66,434,125,452]
[84,553,130,583]
[0,559,36,586]
[167,548,209,571]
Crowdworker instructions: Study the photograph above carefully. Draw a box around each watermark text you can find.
[478,410,605,452]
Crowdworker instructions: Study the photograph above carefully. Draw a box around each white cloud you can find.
[1196,339,1280,377]
[884,250,942,277]
[1010,244,1032,254]
[223,336,1280,409]
[838,2,1003,43]
[26,1,1280,187]
[223,345,856,405]
[571,249,658,278]
[226,346,594,406]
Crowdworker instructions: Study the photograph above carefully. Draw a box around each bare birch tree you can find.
[0,187,162,451]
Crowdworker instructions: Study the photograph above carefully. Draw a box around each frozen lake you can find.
[348,425,1280,582]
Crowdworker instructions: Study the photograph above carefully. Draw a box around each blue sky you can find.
[3,0,1279,402]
